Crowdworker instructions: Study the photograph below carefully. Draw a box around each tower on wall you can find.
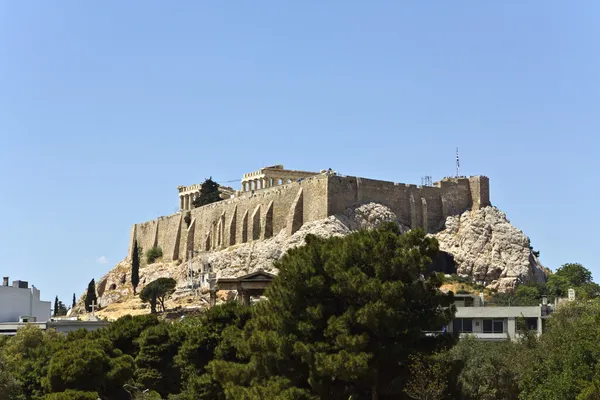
[469,176,490,210]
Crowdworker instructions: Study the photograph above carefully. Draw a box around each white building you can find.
[0,277,51,323]
[447,293,550,341]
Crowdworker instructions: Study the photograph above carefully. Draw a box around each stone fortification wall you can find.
[327,175,490,233]
[130,175,329,261]
[129,173,490,261]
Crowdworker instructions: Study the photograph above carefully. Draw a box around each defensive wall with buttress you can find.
[127,170,490,262]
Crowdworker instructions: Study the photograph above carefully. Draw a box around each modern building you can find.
[0,318,110,336]
[0,277,51,323]
[447,293,551,341]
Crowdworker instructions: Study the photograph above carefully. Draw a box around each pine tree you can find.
[72,293,76,309]
[84,279,98,313]
[131,240,140,295]
[54,296,59,317]
[192,177,222,208]
[212,224,456,399]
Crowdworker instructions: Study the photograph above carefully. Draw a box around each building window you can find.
[524,318,538,331]
[483,319,504,333]
[452,318,473,333]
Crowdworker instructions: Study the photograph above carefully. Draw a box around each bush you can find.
[184,212,191,228]
[44,390,99,400]
[146,247,163,264]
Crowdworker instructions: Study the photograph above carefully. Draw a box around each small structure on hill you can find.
[210,270,276,306]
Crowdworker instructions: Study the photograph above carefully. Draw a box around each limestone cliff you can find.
[434,207,546,292]
[79,203,545,317]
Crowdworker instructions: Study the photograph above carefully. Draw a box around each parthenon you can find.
[240,164,319,192]
[179,165,322,211]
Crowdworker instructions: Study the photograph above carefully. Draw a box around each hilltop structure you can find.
[129,165,490,263]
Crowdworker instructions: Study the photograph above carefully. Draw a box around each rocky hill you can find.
[75,203,546,319]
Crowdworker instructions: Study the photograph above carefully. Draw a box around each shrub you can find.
[184,212,191,228]
[146,247,163,264]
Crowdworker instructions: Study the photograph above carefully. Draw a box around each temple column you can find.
[180,196,184,210]
[185,195,190,210]
[242,182,247,191]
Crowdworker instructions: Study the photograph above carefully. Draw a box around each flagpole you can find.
[456,147,459,178]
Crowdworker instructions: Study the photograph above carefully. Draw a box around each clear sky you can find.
[1,1,599,305]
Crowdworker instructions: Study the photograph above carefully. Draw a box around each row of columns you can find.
[180,192,200,210]
[242,177,294,192]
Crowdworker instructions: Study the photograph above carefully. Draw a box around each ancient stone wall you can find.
[130,175,329,261]
[129,173,490,261]
[327,175,489,233]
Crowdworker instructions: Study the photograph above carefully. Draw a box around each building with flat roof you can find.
[447,293,552,341]
[0,276,51,323]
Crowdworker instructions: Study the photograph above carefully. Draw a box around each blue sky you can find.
[1,1,599,305]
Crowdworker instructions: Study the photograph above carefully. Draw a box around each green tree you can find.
[192,177,222,208]
[45,337,134,399]
[519,301,600,400]
[211,225,456,400]
[139,278,177,313]
[54,296,59,317]
[43,389,99,400]
[554,263,592,287]
[2,324,62,399]
[98,314,160,357]
[132,239,140,295]
[0,351,21,400]
[84,279,98,314]
[72,293,76,309]
[446,336,520,400]
[172,302,252,399]
[404,354,448,400]
[134,323,182,397]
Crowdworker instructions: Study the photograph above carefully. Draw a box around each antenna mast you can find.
[456,147,460,178]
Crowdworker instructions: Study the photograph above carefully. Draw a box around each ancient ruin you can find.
[130,165,490,262]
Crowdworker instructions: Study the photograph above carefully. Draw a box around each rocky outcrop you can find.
[83,203,544,313]
[434,207,546,292]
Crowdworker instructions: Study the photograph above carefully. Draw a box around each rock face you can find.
[83,203,544,313]
[434,207,546,292]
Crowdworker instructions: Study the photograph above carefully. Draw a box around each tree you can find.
[446,336,520,400]
[404,354,448,400]
[131,239,140,295]
[139,278,177,313]
[2,324,62,398]
[519,301,600,400]
[211,225,456,400]
[0,352,21,399]
[54,296,59,317]
[192,177,222,208]
[134,323,182,397]
[72,293,76,309]
[84,279,98,314]
[554,263,592,287]
[45,337,134,398]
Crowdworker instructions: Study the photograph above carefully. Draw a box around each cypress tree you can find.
[131,239,140,295]
[84,279,98,313]
[72,293,76,309]
[54,296,59,317]
[192,177,221,208]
